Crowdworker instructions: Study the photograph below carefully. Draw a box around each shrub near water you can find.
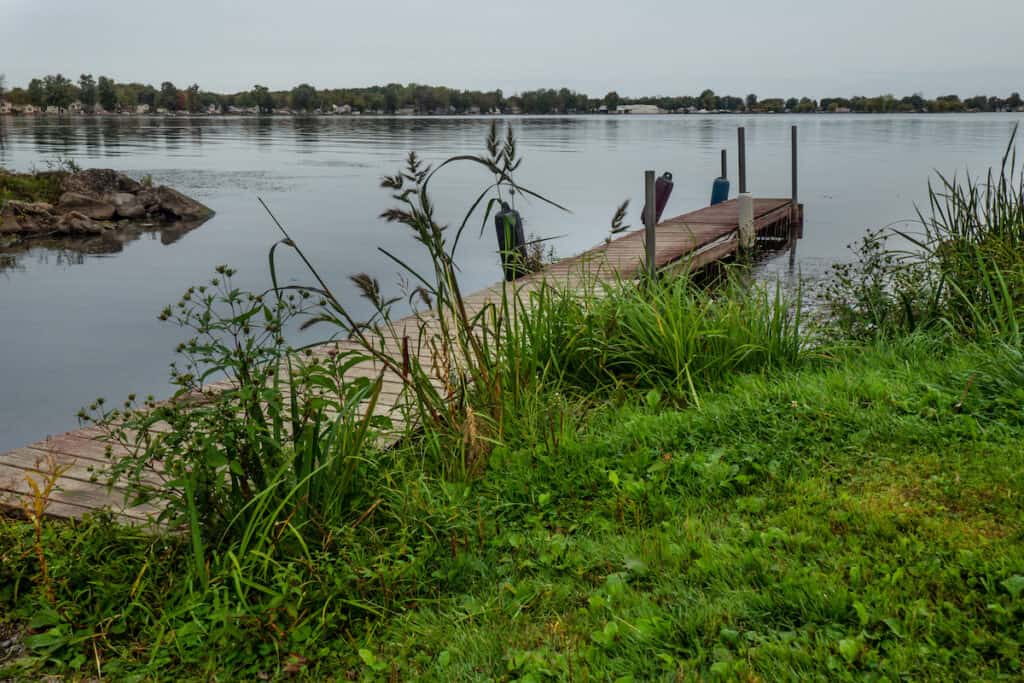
[826,124,1024,341]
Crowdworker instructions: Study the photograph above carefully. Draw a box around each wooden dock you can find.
[0,197,801,524]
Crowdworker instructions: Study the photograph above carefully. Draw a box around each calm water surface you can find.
[1,113,1022,450]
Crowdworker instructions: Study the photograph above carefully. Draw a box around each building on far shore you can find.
[617,104,664,115]
[0,100,11,114]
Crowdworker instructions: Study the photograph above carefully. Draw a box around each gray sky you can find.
[3,0,1022,98]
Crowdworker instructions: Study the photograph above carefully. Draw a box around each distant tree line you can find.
[3,74,1022,115]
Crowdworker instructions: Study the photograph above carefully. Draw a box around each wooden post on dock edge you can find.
[644,170,656,277]
[737,127,747,194]
[738,192,754,250]
[791,124,802,240]
[790,125,798,207]
[788,125,799,265]
[721,149,727,179]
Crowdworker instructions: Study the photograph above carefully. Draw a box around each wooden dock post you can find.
[737,127,747,194]
[720,149,727,178]
[644,170,656,276]
[738,192,754,249]
[790,125,798,207]
[788,125,800,266]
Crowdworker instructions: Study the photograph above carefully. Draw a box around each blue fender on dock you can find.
[710,177,730,205]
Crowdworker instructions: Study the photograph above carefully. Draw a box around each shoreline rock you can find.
[0,169,213,238]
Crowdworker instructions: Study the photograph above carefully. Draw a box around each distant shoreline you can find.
[3,110,1023,119]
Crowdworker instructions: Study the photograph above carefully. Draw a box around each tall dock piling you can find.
[737,126,747,194]
[644,170,656,276]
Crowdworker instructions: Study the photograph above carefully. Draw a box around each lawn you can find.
[2,339,1022,680]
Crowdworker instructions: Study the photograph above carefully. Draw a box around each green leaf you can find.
[358,648,376,666]
[883,617,905,638]
[1002,575,1024,598]
[838,638,859,664]
[645,388,662,409]
[624,557,648,576]
[437,650,451,667]
[853,601,869,626]
[206,450,227,468]
[29,607,61,629]
[25,626,69,652]
[710,661,731,676]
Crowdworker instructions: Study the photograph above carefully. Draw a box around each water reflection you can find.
[0,217,211,273]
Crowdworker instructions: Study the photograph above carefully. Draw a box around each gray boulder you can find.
[58,192,116,221]
[139,186,213,220]
[0,201,57,234]
[109,192,146,219]
[55,211,107,235]
[61,169,142,196]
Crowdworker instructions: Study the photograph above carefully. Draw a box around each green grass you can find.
[3,337,1023,680]
[0,169,66,206]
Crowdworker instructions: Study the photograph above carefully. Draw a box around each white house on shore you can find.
[617,104,664,115]
[0,100,11,114]
[136,104,151,114]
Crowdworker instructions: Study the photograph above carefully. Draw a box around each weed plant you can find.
[82,266,387,553]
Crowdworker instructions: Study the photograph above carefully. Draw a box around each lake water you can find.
[1,113,1022,451]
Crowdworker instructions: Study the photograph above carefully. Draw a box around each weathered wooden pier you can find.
[0,127,804,524]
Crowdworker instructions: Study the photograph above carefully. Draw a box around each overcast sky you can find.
[2,0,1022,98]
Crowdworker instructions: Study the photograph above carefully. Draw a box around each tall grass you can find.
[913,124,1024,340]
[517,273,804,405]
[827,124,1024,342]
[918,125,1024,247]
